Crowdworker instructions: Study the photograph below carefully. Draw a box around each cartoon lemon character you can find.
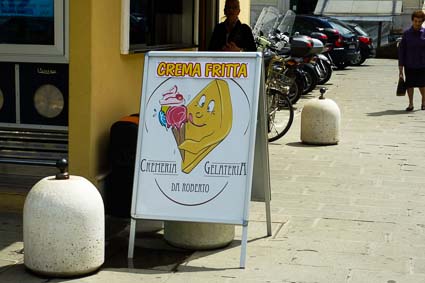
[178,79,233,173]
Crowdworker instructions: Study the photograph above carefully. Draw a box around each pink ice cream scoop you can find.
[166,106,187,129]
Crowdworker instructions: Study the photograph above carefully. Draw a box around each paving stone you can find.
[49,269,172,283]
[0,264,47,283]
[370,242,425,259]
[276,223,389,242]
[0,241,23,262]
[275,206,360,220]
[0,259,18,273]
[289,251,409,273]
[314,218,397,232]
[348,269,425,283]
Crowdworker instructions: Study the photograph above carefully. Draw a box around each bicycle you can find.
[264,53,295,142]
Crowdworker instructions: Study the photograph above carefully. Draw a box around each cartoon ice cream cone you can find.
[166,105,187,159]
[171,126,185,159]
[158,85,189,161]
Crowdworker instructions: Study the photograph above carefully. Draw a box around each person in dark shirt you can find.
[398,10,425,111]
[208,0,256,52]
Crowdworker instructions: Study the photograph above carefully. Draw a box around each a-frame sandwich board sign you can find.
[128,51,271,268]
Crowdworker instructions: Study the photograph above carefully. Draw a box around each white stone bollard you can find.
[301,88,341,145]
[23,159,104,277]
[164,221,234,250]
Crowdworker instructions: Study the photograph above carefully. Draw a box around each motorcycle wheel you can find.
[295,73,306,96]
[287,79,302,105]
[302,64,318,94]
[267,89,294,142]
[318,60,332,85]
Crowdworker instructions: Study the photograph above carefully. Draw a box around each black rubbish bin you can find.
[105,114,139,218]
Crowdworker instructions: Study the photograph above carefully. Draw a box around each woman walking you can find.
[398,10,425,111]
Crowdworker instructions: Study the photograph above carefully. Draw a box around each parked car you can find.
[346,22,375,65]
[293,15,360,69]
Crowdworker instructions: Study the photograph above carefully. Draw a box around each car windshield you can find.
[328,20,352,35]
[353,25,368,36]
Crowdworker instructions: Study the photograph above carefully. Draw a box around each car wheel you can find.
[350,54,367,66]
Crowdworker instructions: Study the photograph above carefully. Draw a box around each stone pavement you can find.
[2,58,425,282]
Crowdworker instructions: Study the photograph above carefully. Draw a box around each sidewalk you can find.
[2,58,425,283]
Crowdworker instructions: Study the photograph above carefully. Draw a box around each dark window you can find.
[294,0,318,14]
[0,0,54,45]
[130,0,195,51]
[293,18,317,35]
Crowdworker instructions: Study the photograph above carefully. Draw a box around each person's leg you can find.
[406,87,414,110]
[419,87,425,109]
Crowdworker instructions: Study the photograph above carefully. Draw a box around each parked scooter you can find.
[310,32,333,85]
[253,8,334,102]
[289,34,322,94]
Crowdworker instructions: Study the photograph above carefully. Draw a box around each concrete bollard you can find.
[23,159,104,277]
[164,221,234,250]
[301,88,341,145]
[136,220,163,233]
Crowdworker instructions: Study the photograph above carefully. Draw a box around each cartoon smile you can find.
[189,113,206,127]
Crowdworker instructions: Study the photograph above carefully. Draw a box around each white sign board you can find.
[131,51,263,225]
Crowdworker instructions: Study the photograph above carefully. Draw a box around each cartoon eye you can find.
[176,94,183,100]
[207,100,215,112]
[198,95,206,107]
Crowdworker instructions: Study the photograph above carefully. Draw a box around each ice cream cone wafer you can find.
[172,126,185,160]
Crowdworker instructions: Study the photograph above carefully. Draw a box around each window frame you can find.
[0,0,68,63]
[120,0,199,54]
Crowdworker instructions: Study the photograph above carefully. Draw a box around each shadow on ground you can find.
[275,142,337,148]
[103,221,269,273]
[366,109,413,116]
[1,215,263,282]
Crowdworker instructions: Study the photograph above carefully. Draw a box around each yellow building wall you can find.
[69,0,144,184]
[69,0,252,186]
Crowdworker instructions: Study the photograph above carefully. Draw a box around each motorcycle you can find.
[310,32,333,85]
[290,34,331,94]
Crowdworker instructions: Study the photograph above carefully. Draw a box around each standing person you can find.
[208,0,257,52]
[398,10,425,111]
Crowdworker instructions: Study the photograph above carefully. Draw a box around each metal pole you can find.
[127,218,137,258]
[378,21,382,48]
[239,223,249,268]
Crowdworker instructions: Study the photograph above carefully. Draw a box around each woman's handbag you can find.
[396,78,407,96]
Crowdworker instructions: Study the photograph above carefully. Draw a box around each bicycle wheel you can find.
[267,89,294,142]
